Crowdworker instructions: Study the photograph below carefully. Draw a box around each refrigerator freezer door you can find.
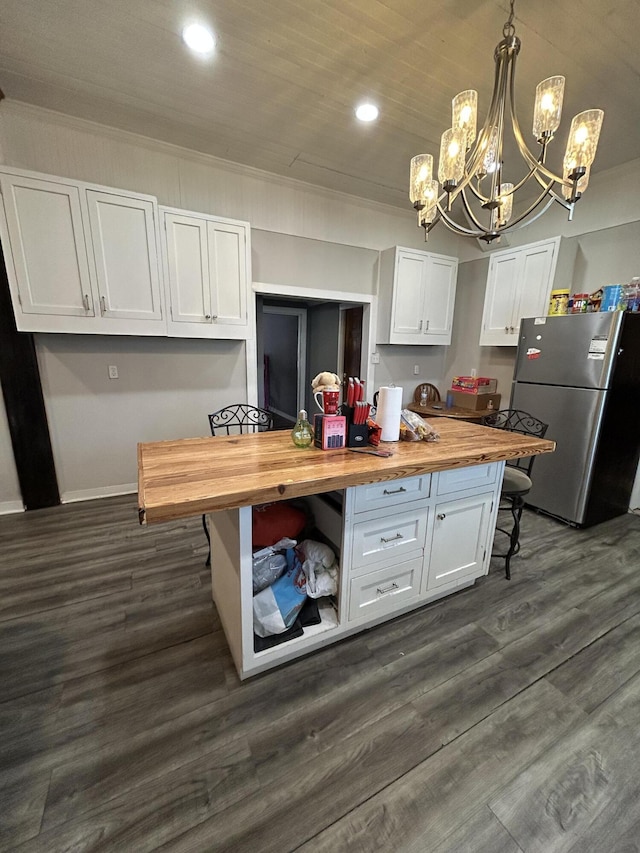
[510,382,607,525]
[514,313,623,389]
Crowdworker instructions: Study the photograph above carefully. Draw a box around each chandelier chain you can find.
[502,0,516,38]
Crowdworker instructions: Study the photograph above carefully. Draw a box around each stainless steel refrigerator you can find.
[510,311,640,527]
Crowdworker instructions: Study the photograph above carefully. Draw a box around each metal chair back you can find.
[481,409,548,477]
[208,404,274,436]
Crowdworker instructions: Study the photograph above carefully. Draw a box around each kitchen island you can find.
[138,419,554,678]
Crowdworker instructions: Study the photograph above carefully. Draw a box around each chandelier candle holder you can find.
[409,0,604,243]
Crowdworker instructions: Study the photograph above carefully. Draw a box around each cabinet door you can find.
[207,221,248,328]
[514,242,557,325]
[86,190,163,322]
[423,255,457,344]
[0,174,94,319]
[480,251,519,345]
[426,492,493,590]
[390,250,427,340]
[164,212,212,324]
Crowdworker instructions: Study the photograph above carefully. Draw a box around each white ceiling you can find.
[0,0,639,210]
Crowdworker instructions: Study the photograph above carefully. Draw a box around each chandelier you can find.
[409,0,604,243]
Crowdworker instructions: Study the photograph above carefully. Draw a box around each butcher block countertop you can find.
[137,418,555,525]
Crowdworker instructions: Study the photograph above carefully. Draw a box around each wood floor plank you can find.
[14,738,259,853]
[430,805,523,853]
[545,612,640,713]
[489,672,640,852]
[0,773,50,849]
[295,681,586,853]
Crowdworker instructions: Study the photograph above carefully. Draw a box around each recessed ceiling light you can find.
[355,103,379,122]
[182,23,216,55]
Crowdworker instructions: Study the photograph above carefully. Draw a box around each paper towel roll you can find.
[376,385,403,441]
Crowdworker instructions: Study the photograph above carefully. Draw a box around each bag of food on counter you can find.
[252,537,297,594]
[400,409,440,442]
[253,547,307,637]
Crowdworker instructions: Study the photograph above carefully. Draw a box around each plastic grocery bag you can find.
[253,547,308,637]
[252,537,296,594]
[298,540,339,599]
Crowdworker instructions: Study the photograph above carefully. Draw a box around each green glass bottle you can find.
[291,409,313,448]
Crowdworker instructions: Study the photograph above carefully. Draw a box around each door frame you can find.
[247,282,377,409]
[261,304,307,419]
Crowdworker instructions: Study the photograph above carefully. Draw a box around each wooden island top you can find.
[138,418,555,525]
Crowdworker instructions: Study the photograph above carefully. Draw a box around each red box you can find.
[313,415,346,450]
[451,376,498,394]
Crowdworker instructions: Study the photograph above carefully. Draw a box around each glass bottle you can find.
[291,409,313,448]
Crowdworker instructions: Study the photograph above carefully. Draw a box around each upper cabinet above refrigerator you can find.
[479,237,577,346]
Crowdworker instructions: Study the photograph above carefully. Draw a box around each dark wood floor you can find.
[1,495,640,852]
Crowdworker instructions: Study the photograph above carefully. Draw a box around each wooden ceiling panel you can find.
[0,0,638,208]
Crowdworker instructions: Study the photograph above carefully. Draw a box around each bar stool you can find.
[481,409,548,579]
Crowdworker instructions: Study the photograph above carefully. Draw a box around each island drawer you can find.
[348,556,422,622]
[352,474,430,513]
[436,462,498,496]
[350,502,428,572]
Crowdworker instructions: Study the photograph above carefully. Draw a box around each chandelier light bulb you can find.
[564,109,604,172]
[410,154,433,206]
[533,76,565,140]
[452,90,478,149]
[438,128,465,187]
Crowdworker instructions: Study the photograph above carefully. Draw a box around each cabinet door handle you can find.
[376,582,399,596]
[437,513,446,520]
[100,296,106,315]
[380,533,403,543]
[424,319,429,332]
[418,320,423,331]
[383,486,407,495]
[205,314,211,320]
[510,325,514,333]
[82,294,90,312]
[211,314,218,321]
[505,326,509,333]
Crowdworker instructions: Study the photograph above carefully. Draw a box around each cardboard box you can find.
[451,376,498,394]
[314,414,346,449]
[449,390,501,411]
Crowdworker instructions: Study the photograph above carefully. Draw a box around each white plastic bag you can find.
[298,540,339,599]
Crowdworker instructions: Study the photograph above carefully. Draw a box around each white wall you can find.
[35,335,247,501]
[1,100,639,505]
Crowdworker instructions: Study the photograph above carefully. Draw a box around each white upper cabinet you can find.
[161,207,250,339]
[0,167,166,335]
[480,236,576,346]
[86,190,163,323]
[0,173,94,319]
[378,246,458,345]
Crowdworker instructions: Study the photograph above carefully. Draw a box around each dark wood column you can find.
[0,239,60,509]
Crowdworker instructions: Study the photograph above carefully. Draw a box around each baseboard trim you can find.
[61,483,137,504]
[0,499,25,515]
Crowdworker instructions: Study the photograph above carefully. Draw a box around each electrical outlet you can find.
[371,352,380,364]
[413,364,420,375]
[108,365,119,379]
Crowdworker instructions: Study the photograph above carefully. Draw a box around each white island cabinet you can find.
[378,246,458,345]
[137,421,555,680]
[0,167,166,335]
[161,206,250,339]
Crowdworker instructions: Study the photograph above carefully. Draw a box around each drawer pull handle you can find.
[437,513,446,520]
[380,533,403,543]
[377,582,399,595]
[383,486,407,495]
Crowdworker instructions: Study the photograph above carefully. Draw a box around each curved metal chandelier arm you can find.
[459,187,490,230]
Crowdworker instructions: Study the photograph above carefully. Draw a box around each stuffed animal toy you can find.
[311,371,341,392]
